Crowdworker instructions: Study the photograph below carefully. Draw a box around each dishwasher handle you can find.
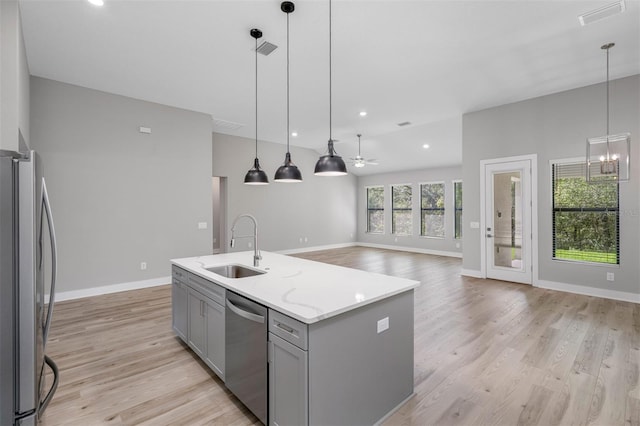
[226,298,265,324]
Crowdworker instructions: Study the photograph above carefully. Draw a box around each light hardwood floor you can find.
[40,247,639,426]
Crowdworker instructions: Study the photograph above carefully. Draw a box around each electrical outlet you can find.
[247,242,253,248]
[198,222,207,229]
[606,272,614,281]
[455,242,461,248]
[299,237,303,243]
[140,262,147,270]
[304,237,308,243]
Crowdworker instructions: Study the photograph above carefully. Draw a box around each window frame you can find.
[420,181,446,239]
[550,158,620,266]
[391,183,413,236]
[365,185,385,234]
[453,180,463,240]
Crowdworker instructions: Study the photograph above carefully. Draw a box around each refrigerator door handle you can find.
[40,178,57,345]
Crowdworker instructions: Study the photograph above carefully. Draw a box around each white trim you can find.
[356,242,462,258]
[46,276,171,303]
[277,242,358,255]
[536,279,640,304]
[461,268,483,278]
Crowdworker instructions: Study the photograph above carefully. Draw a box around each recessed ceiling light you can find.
[359,111,367,117]
[87,0,104,6]
[423,144,430,149]
[291,132,298,137]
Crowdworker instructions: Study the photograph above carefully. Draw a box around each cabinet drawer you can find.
[269,310,308,350]
[172,266,188,282]
[188,272,225,306]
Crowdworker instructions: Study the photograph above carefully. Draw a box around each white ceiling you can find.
[19,0,640,176]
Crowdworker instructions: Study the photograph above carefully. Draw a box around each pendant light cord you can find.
[287,11,290,154]
[606,46,610,137]
[255,37,259,159]
[329,0,332,142]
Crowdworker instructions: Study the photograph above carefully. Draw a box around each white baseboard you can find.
[536,279,640,304]
[461,268,484,278]
[46,276,171,303]
[277,242,358,255]
[356,242,462,259]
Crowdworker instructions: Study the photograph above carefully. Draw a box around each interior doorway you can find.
[480,155,537,285]
[212,177,227,254]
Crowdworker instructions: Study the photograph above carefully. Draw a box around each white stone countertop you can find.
[171,251,420,324]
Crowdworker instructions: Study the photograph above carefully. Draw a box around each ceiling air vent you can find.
[578,0,625,26]
[257,41,278,56]
[397,121,412,127]
[213,118,245,131]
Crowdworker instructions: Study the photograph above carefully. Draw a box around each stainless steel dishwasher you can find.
[225,291,268,424]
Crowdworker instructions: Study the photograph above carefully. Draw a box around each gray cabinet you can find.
[205,298,225,379]
[172,266,225,381]
[171,271,188,341]
[268,310,309,426]
[187,289,206,358]
[268,333,308,426]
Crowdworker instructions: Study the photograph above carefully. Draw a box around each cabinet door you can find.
[188,290,205,357]
[171,279,188,341]
[205,298,225,381]
[269,333,308,426]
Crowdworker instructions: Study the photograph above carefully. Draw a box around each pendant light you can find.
[586,42,631,183]
[274,1,303,183]
[314,0,348,176]
[244,29,270,185]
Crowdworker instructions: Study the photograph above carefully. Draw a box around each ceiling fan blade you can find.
[366,162,379,166]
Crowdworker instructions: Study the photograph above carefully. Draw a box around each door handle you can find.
[487,234,493,238]
[226,298,265,323]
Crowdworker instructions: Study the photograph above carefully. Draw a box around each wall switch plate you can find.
[377,317,389,334]
[470,222,480,229]
[139,126,152,134]
[198,222,207,229]
[140,262,147,270]
[606,272,614,281]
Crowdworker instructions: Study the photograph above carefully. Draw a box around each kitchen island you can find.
[171,251,419,426]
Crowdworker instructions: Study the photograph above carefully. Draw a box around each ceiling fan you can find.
[349,134,379,168]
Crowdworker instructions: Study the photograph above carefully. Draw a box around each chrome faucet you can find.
[230,214,261,267]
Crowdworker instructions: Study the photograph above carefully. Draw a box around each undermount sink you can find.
[205,264,266,279]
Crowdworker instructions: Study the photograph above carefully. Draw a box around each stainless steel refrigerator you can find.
[1,149,59,426]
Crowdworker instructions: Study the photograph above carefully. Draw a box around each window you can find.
[454,181,463,239]
[366,186,384,233]
[392,185,412,235]
[421,182,445,238]
[552,161,619,265]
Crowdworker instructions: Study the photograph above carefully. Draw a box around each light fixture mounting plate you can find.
[250,28,262,39]
[601,42,615,50]
[281,1,294,13]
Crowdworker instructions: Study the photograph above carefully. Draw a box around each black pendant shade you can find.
[314,140,347,176]
[274,152,303,182]
[245,158,269,185]
[275,1,302,183]
[244,28,269,185]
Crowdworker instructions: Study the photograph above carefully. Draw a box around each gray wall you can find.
[30,77,213,292]
[212,133,357,252]
[357,166,463,255]
[0,0,30,151]
[463,74,640,295]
